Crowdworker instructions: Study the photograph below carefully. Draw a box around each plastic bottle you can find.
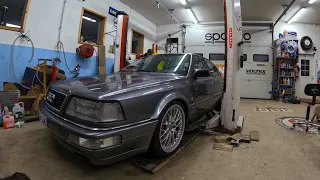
[12,102,25,121]
[3,115,15,129]
[3,105,9,116]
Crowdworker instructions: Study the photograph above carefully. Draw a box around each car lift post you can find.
[114,11,129,73]
[220,0,244,132]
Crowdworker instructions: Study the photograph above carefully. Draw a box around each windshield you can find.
[134,54,191,75]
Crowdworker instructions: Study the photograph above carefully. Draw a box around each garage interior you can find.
[1,0,320,179]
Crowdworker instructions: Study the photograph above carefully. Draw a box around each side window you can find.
[193,55,208,71]
[253,54,269,62]
[79,8,107,46]
[205,59,220,76]
[132,30,144,54]
[0,0,31,32]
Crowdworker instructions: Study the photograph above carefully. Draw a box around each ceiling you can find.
[119,0,320,25]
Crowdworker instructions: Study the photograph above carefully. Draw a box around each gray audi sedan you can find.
[40,53,223,165]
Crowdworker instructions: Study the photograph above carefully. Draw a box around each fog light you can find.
[68,134,121,149]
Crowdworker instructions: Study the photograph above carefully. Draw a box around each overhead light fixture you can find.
[287,8,306,24]
[83,16,96,22]
[309,0,316,4]
[186,8,198,24]
[180,0,187,5]
[6,23,21,28]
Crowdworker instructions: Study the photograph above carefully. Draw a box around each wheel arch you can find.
[150,92,189,120]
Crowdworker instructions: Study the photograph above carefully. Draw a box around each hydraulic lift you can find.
[113,0,244,174]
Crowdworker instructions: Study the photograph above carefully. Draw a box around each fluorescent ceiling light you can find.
[288,8,306,24]
[309,0,316,4]
[6,23,21,28]
[180,0,187,5]
[186,8,198,24]
[83,16,96,22]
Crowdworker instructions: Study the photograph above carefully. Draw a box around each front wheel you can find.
[150,102,186,157]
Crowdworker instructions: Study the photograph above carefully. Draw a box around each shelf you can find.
[280,67,294,70]
[280,76,295,78]
[277,57,298,60]
[279,84,294,86]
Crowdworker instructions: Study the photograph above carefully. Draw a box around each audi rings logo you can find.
[47,92,56,103]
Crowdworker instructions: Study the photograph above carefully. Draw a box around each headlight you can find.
[65,97,124,122]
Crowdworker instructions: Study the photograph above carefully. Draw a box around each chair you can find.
[293,84,320,132]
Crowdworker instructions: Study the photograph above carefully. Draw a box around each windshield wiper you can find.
[137,70,153,72]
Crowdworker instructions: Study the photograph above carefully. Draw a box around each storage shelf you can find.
[277,57,298,60]
[280,76,295,78]
[279,84,294,86]
[280,67,294,70]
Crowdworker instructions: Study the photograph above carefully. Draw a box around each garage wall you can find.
[274,22,320,99]
[157,24,273,99]
[157,24,183,54]
[274,22,320,73]
[0,0,157,90]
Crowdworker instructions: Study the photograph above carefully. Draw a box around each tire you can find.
[301,36,313,51]
[149,102,186,157]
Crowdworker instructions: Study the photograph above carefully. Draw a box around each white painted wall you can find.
[274,22,320,99]
[0,0,157,67]
[157,24,183,54]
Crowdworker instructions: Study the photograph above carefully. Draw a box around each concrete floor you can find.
[1,99,320,180]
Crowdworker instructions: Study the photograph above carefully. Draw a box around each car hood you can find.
[51,72,185,99]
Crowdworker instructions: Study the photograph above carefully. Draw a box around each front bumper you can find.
[40,107,158,166]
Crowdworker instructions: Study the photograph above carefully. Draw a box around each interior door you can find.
[296,55,316,99]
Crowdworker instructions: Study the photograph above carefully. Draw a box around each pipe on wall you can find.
[273,0,297,27]
[58,0,67,42]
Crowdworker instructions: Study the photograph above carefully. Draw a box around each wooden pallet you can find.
[131,132,200,174]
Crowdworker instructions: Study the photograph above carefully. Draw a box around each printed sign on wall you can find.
[109,7,118,17]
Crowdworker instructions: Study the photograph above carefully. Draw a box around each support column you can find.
[114,11,129,73]
[221,0,243,131]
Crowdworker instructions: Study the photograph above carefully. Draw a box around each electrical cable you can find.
[11,31,35,90]
[59,42,76,74]
[113,17,117,28]
[31,67,44,96]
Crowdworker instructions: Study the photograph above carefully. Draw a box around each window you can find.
[204,58,220,76]
[0,0,30,32]
[253,54,269,62]
[209,53,225,61]
[79,8,106,46]
[134,54,190,75]
[301,59,310,76]
[193,55,209,71]
[132,30,144,54]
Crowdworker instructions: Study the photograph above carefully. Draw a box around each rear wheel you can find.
[150,102,186,157]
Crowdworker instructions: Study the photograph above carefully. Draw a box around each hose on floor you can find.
[11,31,35,90]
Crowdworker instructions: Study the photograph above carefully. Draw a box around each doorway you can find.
[296,55,316,99]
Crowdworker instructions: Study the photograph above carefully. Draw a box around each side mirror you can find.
[193,69,210,78]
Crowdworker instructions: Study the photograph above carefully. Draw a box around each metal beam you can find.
[153,0,181,25]
[274,0,296,27]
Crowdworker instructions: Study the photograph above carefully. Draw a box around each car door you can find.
[192,55,215,114]
[204,58,224,104]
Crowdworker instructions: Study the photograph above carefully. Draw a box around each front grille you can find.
[46,89,67,111]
